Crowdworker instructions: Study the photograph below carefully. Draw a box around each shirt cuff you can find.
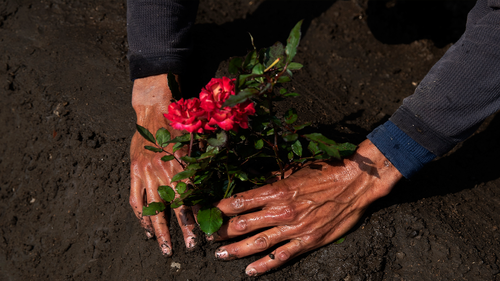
[129,54,187,81]
[367,120,436,178]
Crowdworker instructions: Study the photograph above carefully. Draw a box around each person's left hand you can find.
[212,139,402,276]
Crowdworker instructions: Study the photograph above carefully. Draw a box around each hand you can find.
[129,74,197,256]
[213,139,403,276]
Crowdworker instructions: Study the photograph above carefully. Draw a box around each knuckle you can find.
[269,184,293,200]
[232,217,247,232]
[253,236,270,250]
[277,249,291,261]
[231,197,245,211]
[300,234,318,246]
[278,206,296,221]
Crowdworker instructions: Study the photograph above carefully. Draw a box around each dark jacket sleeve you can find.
[368,0,500,178]
[126,0,199,80]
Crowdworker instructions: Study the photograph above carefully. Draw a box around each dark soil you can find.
[1,0,499,280]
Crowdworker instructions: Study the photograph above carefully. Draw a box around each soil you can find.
[1,0,499,280]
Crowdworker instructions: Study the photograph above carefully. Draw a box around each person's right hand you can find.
[129,74,198,256]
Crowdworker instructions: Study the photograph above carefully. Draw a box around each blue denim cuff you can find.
[367,121,436,178]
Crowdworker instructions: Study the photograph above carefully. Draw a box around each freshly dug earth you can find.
[1,0,499,280]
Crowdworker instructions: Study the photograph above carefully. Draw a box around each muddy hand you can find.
[213,140,402,276]
[129,74,197,256]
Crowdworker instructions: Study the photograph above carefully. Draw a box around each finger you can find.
[215,181,294,216]
[145,172,172,256]
[245,238,305,277]
[173,204,197,249]
[214,206,296,241]
[215,226,292,260]
[129,176,154,239]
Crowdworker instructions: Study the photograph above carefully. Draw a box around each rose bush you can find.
[135,20,357,236]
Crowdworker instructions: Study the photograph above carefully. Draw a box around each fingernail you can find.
[161,244,171,256]
[186,236,197,249]
[215,248,228,259]
[145,230,154,239]
[246,267,257,276]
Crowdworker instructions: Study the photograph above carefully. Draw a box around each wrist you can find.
[132,74,175,113]
[353,139,403,199]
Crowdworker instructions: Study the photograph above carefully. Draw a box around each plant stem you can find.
[267,93,285,179]
[188,132,194,157]
[160,146,186,169]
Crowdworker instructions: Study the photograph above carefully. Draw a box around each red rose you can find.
[200,77,255,131]
[231,100,255,130]
[163,98,207,133]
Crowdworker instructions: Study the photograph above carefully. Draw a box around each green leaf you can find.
[304,133,336,145]
[180,156,198,163]
[249,32,256,49]
[144,146,162,152]
[254,139,264,150]
[252,63,264,75]
[288,151,294,161]
[136,124,156,144]
[266,128,275,136]
[170,199,184,209]
[156,128,171,147]
[199,150,217,160]
[179,189,194,200]
[161,155,175,162]
[277,76,291,83]
[266,42,285,67]
[175,182,187,194]
[236,171,249,181]
[284,92,300,97]
[279,88,287,95]
[142,202,166,216]
[158,186,175,202]
[172,142,184,153]
[338,142,358,157]
[243,50,257,70]
[283,133,298,142]
[286,20,303,63]
[167,73,182,101]
[171,170,196,182]
[293,122,311,131]
[207,131,228,148]
[291,140,303,157]
[186,163,201,170]
[228,57,242,75]
[223,88,258,108]
[318,142,341,159]
[334,237,346,244]
[308,141,320,155]
[197,207,223,236]
[287,62,303,70]
[169,133,191,143]
[193,171,213,185]
[284,108,298,124]
[238,73,254,88]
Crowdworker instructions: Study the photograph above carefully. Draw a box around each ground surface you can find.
[1,0,499,280]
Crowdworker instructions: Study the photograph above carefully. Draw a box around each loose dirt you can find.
[1,0,499,280]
